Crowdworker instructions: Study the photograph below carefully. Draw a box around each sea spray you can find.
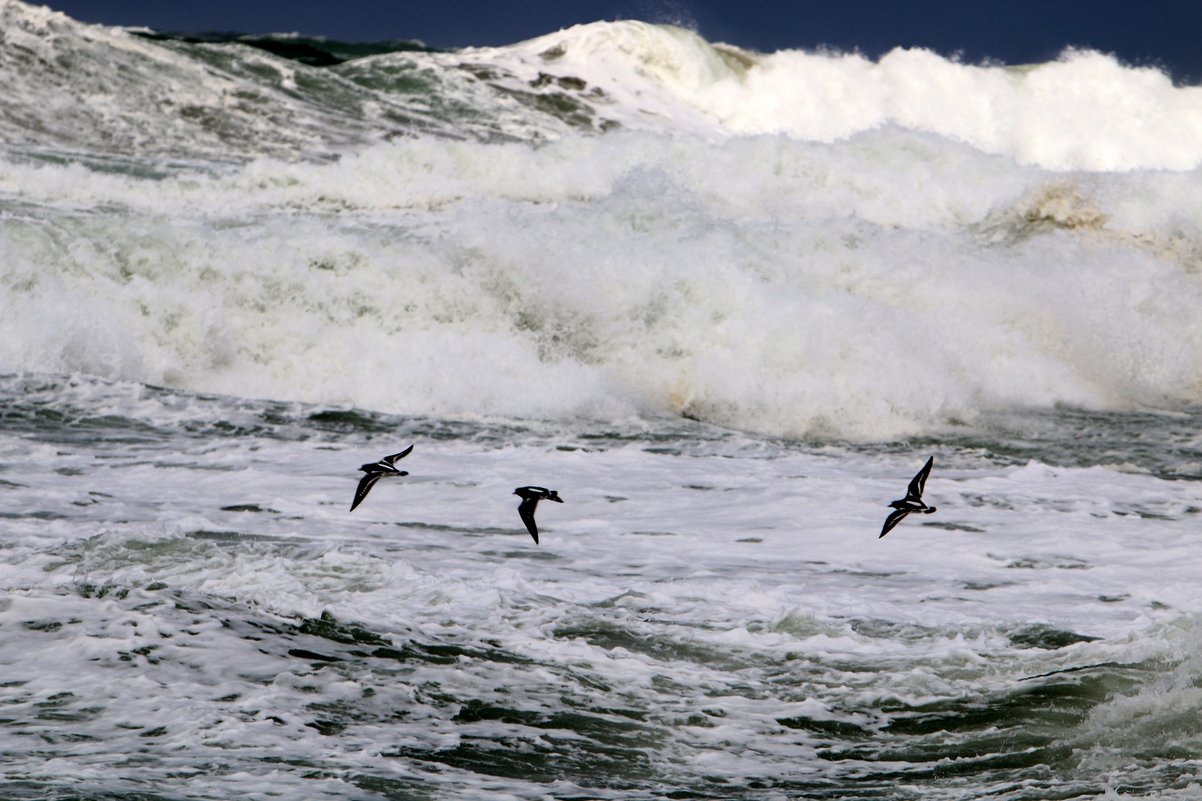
[4,1,1202,168]
[5,130,1202,438]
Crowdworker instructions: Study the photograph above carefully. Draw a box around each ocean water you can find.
[4,2,1202,799]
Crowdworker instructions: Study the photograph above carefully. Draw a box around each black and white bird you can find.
[880,456,936,538]
[513,486,563,544]
[349,445,414,511]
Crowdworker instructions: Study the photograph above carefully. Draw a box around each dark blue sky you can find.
[39,0,1202,83]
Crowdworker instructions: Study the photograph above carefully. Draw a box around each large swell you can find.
[5,131,1202,438]
[4,0,1202,440]
[4,1,1202,169]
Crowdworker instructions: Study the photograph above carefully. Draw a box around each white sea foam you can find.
[4,404,1202,796]
[4,130,1202,438]
[3,0,1202,169]
[484,22,1202,170]
[6,4,1202,797]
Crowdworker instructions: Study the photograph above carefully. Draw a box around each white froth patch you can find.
[492,21,1202,170]
[4,131,1202,438]
[6,4,1202,170]
[4,406,1202,795]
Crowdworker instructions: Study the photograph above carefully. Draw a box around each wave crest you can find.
[2,1,1201,170]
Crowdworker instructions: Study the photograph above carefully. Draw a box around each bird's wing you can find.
[907,456,934,501]
[350,473,382,512]
[879,509,910,538]
[383,444,415,466]
[518,497,540,544]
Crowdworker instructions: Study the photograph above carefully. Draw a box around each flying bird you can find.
[349,445,414,511]
[513,486,563,544]
[880,456,936,538]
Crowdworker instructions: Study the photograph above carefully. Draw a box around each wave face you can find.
[4,1,1202,439]
[4,1,1202,168]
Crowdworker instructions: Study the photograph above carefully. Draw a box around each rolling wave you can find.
[4,129,1202,438]
[3,0,1201,169]
[4,0,1202,438]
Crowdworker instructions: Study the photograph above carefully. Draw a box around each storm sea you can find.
[4,2,1202,798]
